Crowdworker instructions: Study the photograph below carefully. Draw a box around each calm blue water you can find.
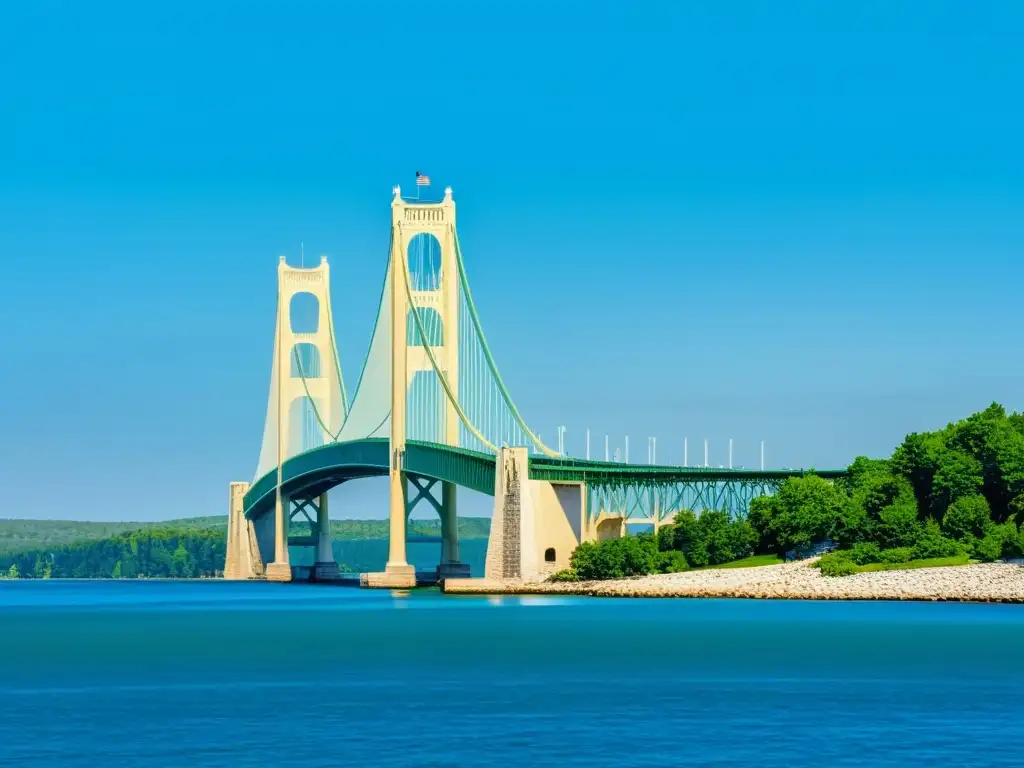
[2,582,1023,767]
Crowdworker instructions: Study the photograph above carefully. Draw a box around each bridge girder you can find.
[244,437,849,523]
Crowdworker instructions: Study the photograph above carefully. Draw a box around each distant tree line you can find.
[0,528,226,579]
[0,518,493,579]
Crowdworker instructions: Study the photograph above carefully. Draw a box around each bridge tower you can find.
[256,256,345,582]
[375,185,465,587]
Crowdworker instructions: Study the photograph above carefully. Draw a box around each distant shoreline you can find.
[443,561,1024,603]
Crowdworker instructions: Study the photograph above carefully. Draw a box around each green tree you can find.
[837,466,916,546]
[843,456,893,496]
[671,510,702,562]
[111,560,122,579]
[847,459,912,518]
[929,450,983,516]
[942,494,993,541]
[747,496,778,553]
[891,431,945,517]
[946,404,1024,521]
[686,538,710,567]
[7,564,19,579]
[726,518,757,561]
[911,520,963,559]
[877,499,922,548]
[656,550,688,573]
[695,510,734,565]
[749,475,852,552]
[656,524,675,552]
[569,537,656,580]
[973,522,1021,562]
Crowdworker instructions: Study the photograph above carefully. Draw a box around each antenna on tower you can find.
[301,241,305,269]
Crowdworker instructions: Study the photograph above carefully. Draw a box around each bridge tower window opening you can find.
[407,370,446,444]
[544,548,556,563]
[407,307,443,346]
[287,395,326,456]
[289,292,320,334]
[290,342,322,378]
[407,232,442,291]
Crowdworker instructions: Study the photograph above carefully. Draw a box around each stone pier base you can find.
[313,562,342,581]
[437,562,471,580]
[362,568,416,588]
[265,563,293,582]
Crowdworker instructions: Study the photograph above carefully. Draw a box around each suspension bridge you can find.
[224,185,845,586]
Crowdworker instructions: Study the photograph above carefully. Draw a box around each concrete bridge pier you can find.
[438,481,470,579]
[364,465,417,588]
[224,482,264,579]
[312,493,341,581]
[265,491,293,582]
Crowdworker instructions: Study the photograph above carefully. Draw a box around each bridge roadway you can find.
[243,437,847,520]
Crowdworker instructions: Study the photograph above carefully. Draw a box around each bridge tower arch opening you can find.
[372,185,468,586]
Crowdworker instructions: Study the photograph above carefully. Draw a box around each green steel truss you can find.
[244,438,847,523]
[244,439,498,519]
[585,478,783,523]
[530,456,846,522]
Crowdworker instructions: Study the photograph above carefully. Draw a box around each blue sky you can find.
[1,1,1022,521]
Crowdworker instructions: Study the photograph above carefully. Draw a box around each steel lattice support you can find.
[585,477,786,525]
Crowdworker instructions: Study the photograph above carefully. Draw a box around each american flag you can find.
[415,170,430,186]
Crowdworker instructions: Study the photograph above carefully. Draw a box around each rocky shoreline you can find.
[443,561,1024,603]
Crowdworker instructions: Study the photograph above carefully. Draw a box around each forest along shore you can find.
[443,560,1024,602]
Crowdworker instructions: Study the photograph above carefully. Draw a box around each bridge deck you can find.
[243,438,847,519]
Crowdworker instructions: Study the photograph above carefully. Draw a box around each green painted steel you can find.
[244,438,391,520]
[403,442,495,496]
[245,436,849,522]
[528,456,846,484]
[529,456,848,521]
[243,439,498,519]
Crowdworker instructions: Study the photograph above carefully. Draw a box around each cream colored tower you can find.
[224,481,264,579]
[264,256,343,582]
[381,186,461,585]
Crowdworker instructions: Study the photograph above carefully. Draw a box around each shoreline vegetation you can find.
[531,403,1024,600]
[448,402,1024,601]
